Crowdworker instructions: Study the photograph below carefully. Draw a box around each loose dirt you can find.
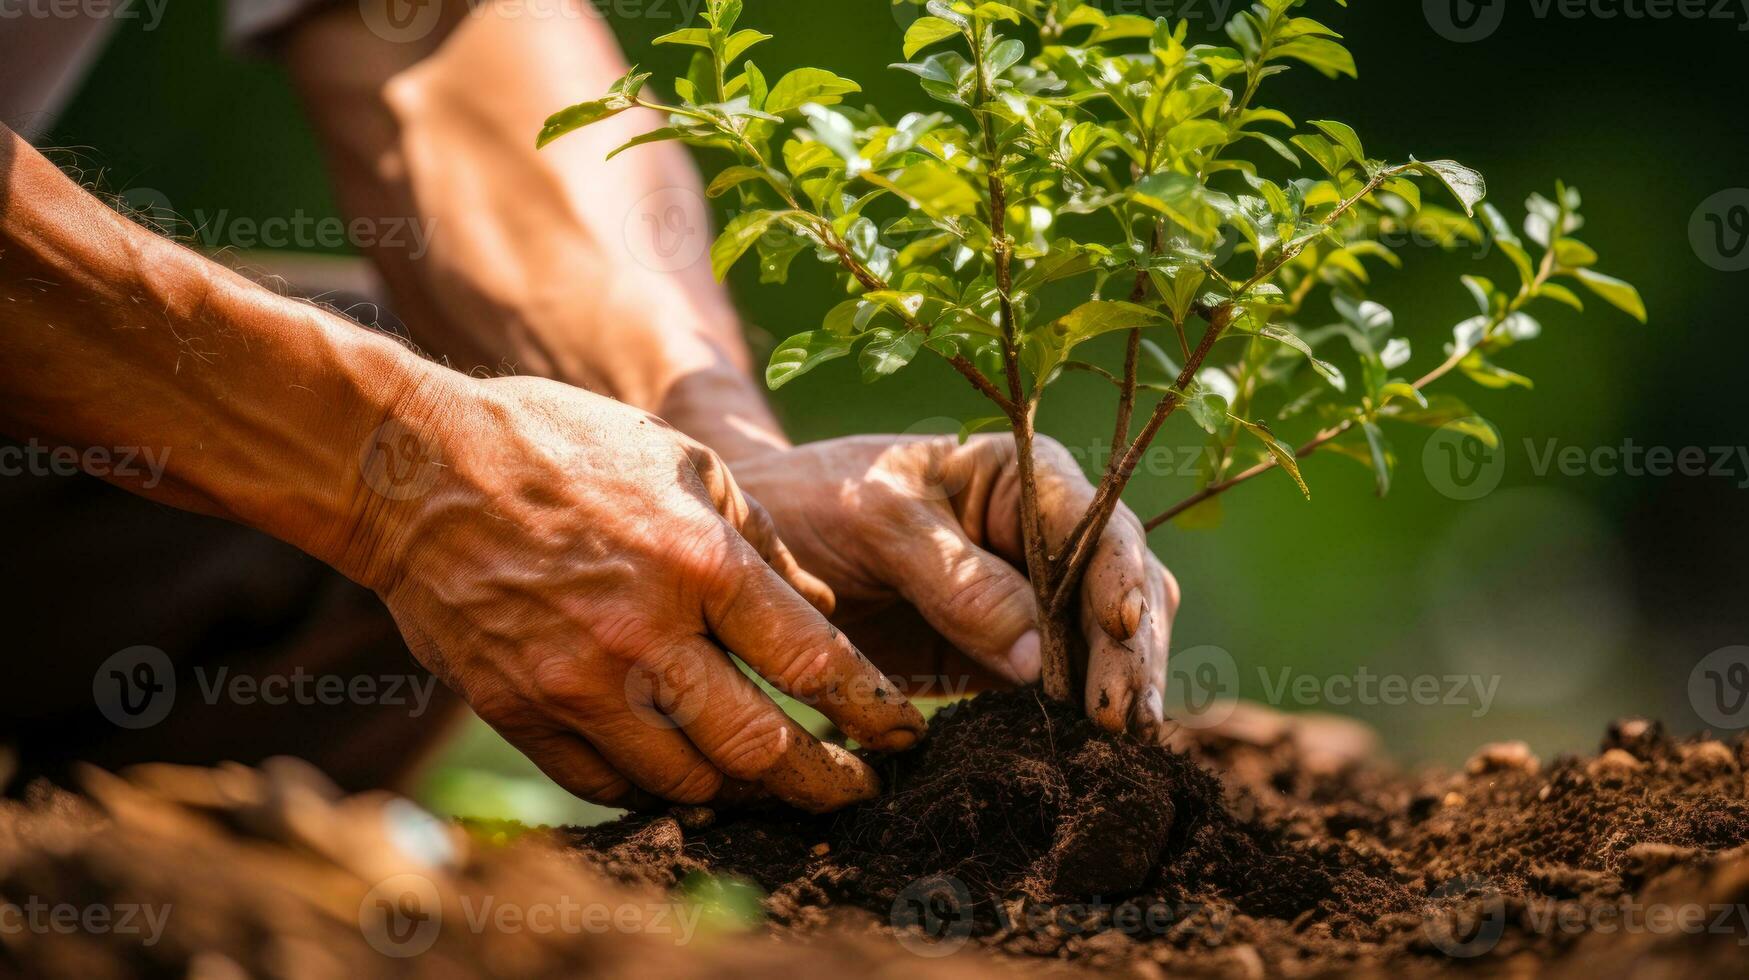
[565,689,1749,977]
[4,691,1749,978]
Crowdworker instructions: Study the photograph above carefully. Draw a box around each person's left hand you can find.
[731,434,1178,739]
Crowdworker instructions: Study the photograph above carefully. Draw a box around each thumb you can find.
[883,514,1042,685]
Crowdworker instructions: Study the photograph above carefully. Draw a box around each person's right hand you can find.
[346,374,925,813]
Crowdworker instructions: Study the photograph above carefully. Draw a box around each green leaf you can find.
[1553,238,1598,269]
[765,68,863,115]
[1537,282,1585,312]
[859,328,924,380]
[904,15,963,57]
[1575,269,1646,323]
[711,210,786,281]
[957,416,1010,444]
[723,28,771,64]
[1054,300,1171,346]
[1186,390,1229,435]
[1309,120,1367,171]
[606,126,689,160]
[1404,159,1486,217]
[865,161,980,218]
[1258,325,1346,390]
[1235,419,1312,499]
[653,27,713,48]
[1381,395,1499,449]
[1269,36,1357,78]
[707,165,787,198]
[766,331,851,389]
[1360,420,1393,496]
[536,95,635,148]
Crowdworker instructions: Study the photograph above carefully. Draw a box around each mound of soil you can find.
[3,691,1748,978]
[564,689,1749,977]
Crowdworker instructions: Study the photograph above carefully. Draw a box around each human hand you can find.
[345,376,925,812]
[730,435,1179,739]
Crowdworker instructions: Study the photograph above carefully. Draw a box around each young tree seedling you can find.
[539,0,1646,705]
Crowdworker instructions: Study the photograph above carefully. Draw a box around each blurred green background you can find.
[44,0,1749,822]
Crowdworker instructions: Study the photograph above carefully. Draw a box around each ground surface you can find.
[3,692,1748,977]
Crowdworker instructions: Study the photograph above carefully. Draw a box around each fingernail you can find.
[1008,630,1041,682]
[1143,686,1164,723]
[873,728,920,752]
[1119,587,1146,640]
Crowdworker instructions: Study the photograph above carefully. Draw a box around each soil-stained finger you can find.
[656,636,884,812]
[704,544,926,752]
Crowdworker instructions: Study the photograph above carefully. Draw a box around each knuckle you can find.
[946,562,1025,622]
[1162,569,1183,618]
[528,656,602,712]
[708,717,789,781]
[655,759,723,805]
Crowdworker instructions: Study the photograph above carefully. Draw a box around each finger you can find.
[1137,562,1177,738]
[738,494,836,617]
[880,512,1043,685]
[1081,509,1152,644]
[1082,583,1145,734]
[655,636,883,812]
[502,728,656,810]
[689,443,837,617]
[706,543,926,752]
[1086,558,1177,738]
[545,692,728,805]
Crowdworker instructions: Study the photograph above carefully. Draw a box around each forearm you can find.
[0,125,446,585]
[280,0,786,463]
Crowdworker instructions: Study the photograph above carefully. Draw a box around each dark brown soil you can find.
[3,692,1749,978]
[564,689,1749,977]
